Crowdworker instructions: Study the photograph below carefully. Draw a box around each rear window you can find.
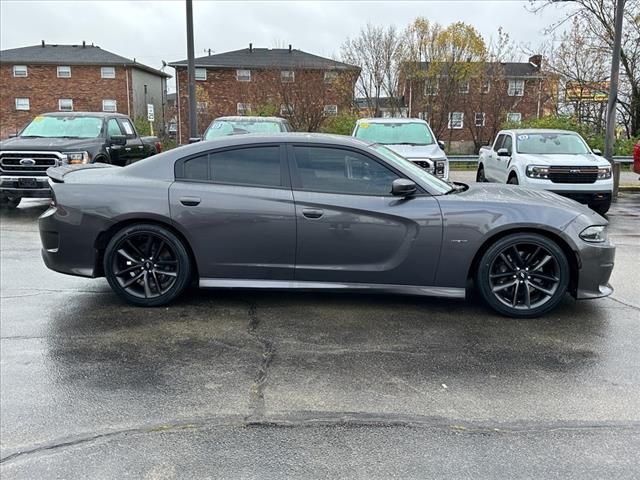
[354,122,434,146]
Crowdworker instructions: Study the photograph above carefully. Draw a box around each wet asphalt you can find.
[1,189,639,479]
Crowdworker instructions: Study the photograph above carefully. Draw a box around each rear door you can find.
[169,144,296,280]
[287,144,443,286]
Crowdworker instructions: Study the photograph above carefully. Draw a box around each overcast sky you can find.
[0,0,573,92]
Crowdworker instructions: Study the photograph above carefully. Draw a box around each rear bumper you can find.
[575,241,615,300]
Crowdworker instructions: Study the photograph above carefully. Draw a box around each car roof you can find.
[40,111,128,119]
[214,116,288,123]
[504,129,581,135]
[356,117,429,125]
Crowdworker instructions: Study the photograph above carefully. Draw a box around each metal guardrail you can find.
[447,155,633,164]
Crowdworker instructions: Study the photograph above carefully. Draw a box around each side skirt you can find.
[199,278,466,299]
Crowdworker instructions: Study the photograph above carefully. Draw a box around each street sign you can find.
[147,104,155,122]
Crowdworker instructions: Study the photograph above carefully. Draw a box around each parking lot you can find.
[1,188,639,478]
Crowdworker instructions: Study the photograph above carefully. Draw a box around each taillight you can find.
[155,141,162,153]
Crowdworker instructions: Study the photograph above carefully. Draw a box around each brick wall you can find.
[0,64,132,139]
[175,67,356,144]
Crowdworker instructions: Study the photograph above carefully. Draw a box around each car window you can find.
[204,120,284,139]
[503,135,513,154]
[494,134,505,151]
[119,119,136,138]
[177,146,282,187]
[107,119,122,137]
[292,146,400,195]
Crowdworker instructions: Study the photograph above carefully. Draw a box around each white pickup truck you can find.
[477,129,613,215]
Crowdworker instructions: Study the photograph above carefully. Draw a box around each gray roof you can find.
[169,47,359,71]
[0,43,170,78]
[414,61,544,78]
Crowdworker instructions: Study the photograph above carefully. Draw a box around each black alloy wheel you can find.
[477,233,569,318]
[104,224,191,306]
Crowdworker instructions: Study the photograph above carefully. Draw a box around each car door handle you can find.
[302,208,324,219]
[180,196,201,207]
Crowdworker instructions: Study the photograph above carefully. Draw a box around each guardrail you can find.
[447,155,634,164]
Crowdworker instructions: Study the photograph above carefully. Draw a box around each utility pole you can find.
[186,0,197,141]
[605,0,625,199]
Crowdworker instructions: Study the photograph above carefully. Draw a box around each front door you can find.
[169,144,296,280]
[288,144,443,286]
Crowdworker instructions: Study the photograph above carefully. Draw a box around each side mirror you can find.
[391,178,417,197]
[189,137,202,144]
[437,140,446,151]
[497,148,511,157]
[109,135,127,146]
[592,149,602,156]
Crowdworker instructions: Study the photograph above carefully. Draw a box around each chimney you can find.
[288,44,292,53]
[529,54,542,70]
[82,40,86,48]
[41,40,45,47]
[249,43,253,53]
[208,48,211,56]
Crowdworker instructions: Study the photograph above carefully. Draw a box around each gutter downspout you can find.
[176,67,181,144]
[537,77,542,119]
[125,65,131,117]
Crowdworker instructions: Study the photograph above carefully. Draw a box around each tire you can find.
[590,200,610,216]
[475,233,570,318]
[104,223,192,307]
[507,174,519,185]
[476,165,486,182]
[0,195,21,209]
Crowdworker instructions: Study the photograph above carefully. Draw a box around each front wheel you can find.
[104,224,192,306]
[476,233,570,318]
[476,165,487,182]
[590,200,611,216]
[0,194,21,209]
[507,175,519,185]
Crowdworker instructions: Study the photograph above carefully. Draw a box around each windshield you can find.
[204,119,284,139]
[20,115,103,138]
[516,132,591,155]
[371,144,452,195]
[355,122,435,146]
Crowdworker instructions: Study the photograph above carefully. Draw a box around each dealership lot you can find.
[1,189,639,478]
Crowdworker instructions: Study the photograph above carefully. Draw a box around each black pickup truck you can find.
[0,112,161,208]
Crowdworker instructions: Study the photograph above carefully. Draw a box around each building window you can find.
[194,68,207,81]
[15,98,30,110]
[507,112,522,123]
[482,80,491,93]
[475,112,486,127]
[102,99,117,112]
[101,67,116,79]
[280,104,294,116]
[323,105,338,116]
[425,79,439,96]
[236,69,251,82]
[324,71,338,83]
[57,66,71,78]
[458,80,470,94]
[508,79,525,96]
[13,65,28,77]
[448,112,464,129]
[197,102,207,113]
[281,70,295,83]
[58,99,73,111]
[237,103,251,115]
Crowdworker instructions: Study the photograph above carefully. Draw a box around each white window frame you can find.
[58,98,73,111]
[280,103,294,116]
[197,101,207,113]
[448,112,464,129]
[458,80,470,94]
[324,71,338,83]
[323,104,338,116]
[281,70,295,83]
[13,65,28,77]
[15,98,30,110]
[507,112,522,124]
[102,99,117,112]
[101,66,116,79]
[425,79,439,96]
[482,80,491,94]
[508,79,525,96]
[237,102,251,115]
[57,65,71,78]
[236,69,251,82]
[194,68,207,81]
[474,112,486,127]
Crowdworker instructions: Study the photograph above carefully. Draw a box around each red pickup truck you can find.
[634,141,640,174]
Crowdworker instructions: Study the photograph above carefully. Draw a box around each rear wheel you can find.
[476,233,570,318]
[476,165,486,182]
[0,194,21,209]
[104,224,192,306]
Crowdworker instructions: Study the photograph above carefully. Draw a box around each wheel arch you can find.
[466,227,580,296]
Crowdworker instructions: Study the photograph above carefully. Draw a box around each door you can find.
[118,118,146,164]
[169,144,296,280]
[485,134,504,181]
[288,144,443,286]
[496,134,513,183]
[105,118,128,165]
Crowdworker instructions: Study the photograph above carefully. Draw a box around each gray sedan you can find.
[39,134,615,318]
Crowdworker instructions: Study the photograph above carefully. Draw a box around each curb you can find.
[619,185,640,192]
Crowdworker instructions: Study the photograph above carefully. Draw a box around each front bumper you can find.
[0,176,52,198]
[551,190,611,206]
[574,240,615,300]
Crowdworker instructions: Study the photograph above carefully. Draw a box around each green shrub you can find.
[320,113,359,136]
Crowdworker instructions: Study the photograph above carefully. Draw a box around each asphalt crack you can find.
[245,301,275,421]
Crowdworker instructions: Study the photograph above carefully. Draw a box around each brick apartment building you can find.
[0,42,170,139]
[169,45,360,144]
[401,55,557,153]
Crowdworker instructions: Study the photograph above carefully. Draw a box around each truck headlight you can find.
[579,225,608,243]
[597,166,611,179]
[526,165,550,179]
[435,160,446,177]
[65,151,90,165]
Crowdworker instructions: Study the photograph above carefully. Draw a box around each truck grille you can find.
[0,151,62,177]
[548,166,598,184]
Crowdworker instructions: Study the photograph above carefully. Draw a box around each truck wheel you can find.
[507,174,519,185]
[590,200,611,216]
[476,165,487,182]
[0,195,21,209]
[476,233,570,318]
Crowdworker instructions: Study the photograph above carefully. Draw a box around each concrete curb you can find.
[619,185,640,192]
